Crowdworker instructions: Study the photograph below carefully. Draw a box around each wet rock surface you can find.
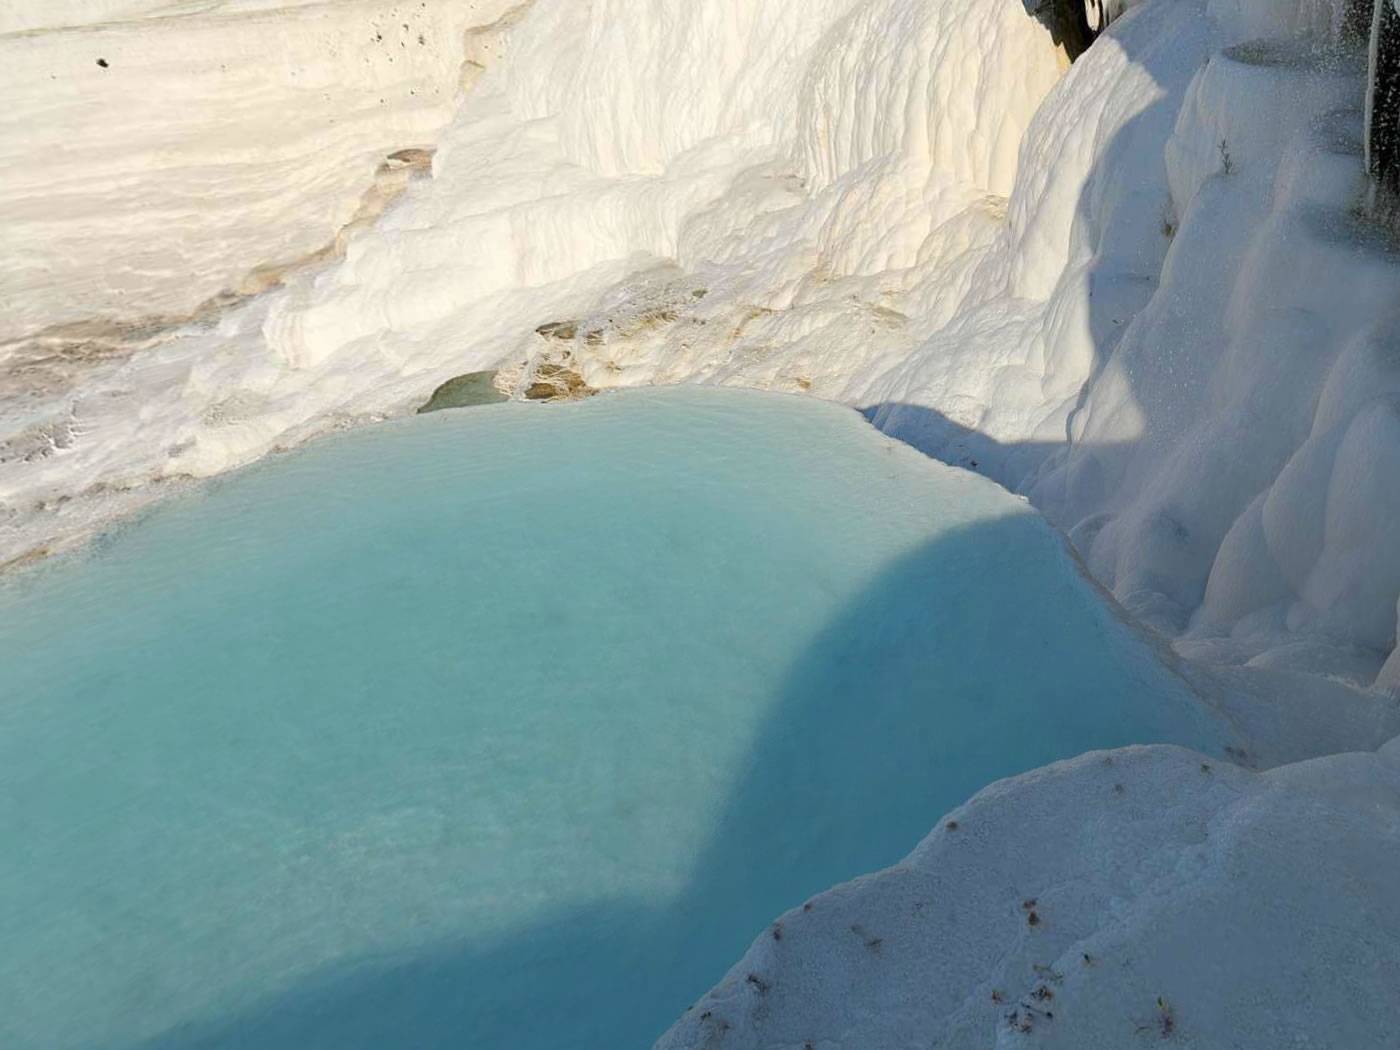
[416,370,509,413]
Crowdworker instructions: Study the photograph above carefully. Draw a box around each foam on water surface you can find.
[0,386,1227,1050]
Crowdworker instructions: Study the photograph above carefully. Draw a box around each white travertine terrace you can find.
[0,0,523,339]
[3,2,1400,1042]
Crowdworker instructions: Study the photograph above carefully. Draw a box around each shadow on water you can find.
[118,511,1218,1050]
[859,401,1071,491]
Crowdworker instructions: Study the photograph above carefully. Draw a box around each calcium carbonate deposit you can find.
[3,0,1400,1047]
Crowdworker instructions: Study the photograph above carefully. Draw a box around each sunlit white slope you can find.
[655,741,1400,1050]
[0,0,523,339]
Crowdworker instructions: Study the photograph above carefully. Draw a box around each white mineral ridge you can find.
[655,741,1400,1050]
[0,0,523,338]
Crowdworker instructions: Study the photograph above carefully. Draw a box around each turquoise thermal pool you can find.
[0,387,1225,1050]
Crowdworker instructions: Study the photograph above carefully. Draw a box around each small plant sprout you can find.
[1219,138,1234,175]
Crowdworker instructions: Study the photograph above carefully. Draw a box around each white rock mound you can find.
[656,742,1400,1050]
